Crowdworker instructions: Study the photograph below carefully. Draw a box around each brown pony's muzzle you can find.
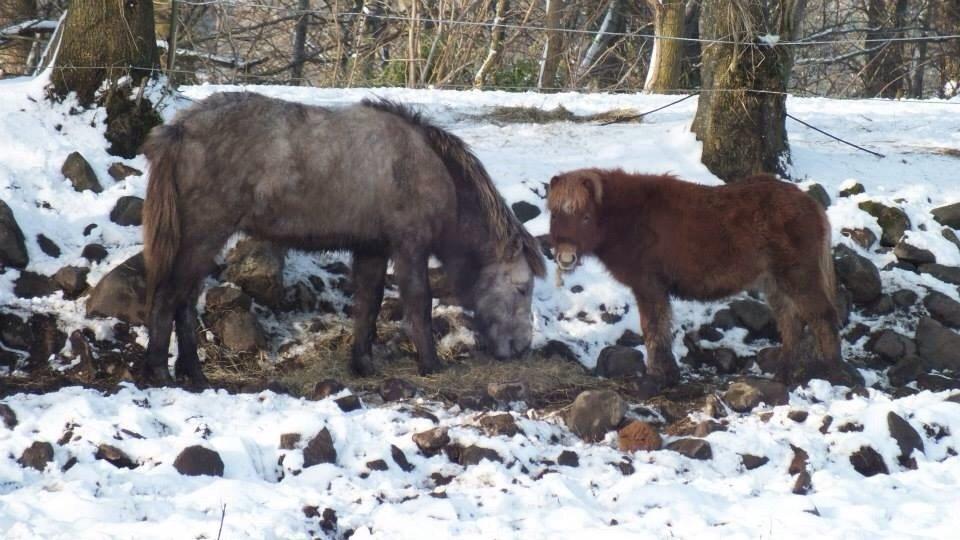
[554,243,579,272]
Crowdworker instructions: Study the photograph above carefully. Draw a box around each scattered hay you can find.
[477,105,644,125]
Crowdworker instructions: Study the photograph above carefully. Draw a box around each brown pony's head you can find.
[547,169,605,272]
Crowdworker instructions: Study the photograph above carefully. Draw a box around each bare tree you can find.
[0,0,38,77]
[862,0,908,97]
[575,0,624,83]
[291,0,309,82]
[643,0,685,92]
[538,0,564,89]
[474,0,509,87]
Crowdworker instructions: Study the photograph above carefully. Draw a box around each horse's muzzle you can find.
[554,245,579,271]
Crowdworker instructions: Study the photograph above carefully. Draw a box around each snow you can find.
[1,71,960,537]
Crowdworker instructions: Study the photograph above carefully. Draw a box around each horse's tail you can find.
[141,123,184,310]
[818,217,838,323]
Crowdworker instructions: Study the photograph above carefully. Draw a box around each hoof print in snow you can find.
[557,450,579,467]
[379,378,417,402]
[390,445,414,472]
[413,427,450,456]
[303,428,337,467]
[13,271,58,299]
[174,445,225,477]
[510,200,541,223]
[833,245,882,305]
[487,381,530,404]
[932,202,960,229]
[279,433,301,450]
[858,201,910,247]
[54,266,90,299]
[36,234,60,258]
[18,441,54,471]
[81,243,109,264]
[849,446,888,477]
[723,379,788,413]
[335,395,362,412]
[109,196,144,226]
[61,151,103,193]
[107,162,143,181]
[740,454,769,470]
[923,292,960,329]
[223,238,285,309]
[618,421,662,452]
[594,345,645,378]
[0,403,17,429]
[665,438,712,460]
[85,253,147,325]
[565,389,627,442]
[0,199,28,268]
[840,228,877,250]
[894,239,936,265]
[95,444,137,469]
[478,413,521,437]
[456,445,502,466]
[887,412,924,469]
[307,379,345,401]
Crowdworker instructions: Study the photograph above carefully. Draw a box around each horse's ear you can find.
[581,171,603,205]
[509,234,524,259]
[549,175,560,188]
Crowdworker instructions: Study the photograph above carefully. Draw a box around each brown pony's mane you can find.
[361,98,545,277]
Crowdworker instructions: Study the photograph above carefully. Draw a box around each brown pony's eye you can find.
[582,215,591,224]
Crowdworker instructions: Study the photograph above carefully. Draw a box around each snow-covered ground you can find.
[1,72,960,538]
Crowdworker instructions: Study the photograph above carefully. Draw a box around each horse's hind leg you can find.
[174,283,208,388]
[635,288,680,386]
[765,286,803,382]
[350,250,388,377]
[393,246,442,376]
[143,283,178,386]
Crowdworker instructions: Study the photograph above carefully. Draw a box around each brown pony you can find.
[547,168,863,387]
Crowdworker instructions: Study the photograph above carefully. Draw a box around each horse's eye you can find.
[516,286,527,296]
[582,215,591,223]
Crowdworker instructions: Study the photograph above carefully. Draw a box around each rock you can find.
[916,373,960,392]
[565,390,627,442]
[511,200,541,223]
[390,445,414,472]
[866,330,916,364]
[892,289,918,308]
[379,378,418,401]
[61,152,102,193]
[858,201,910,247]
[594,345,645,378]
[804,183,831,208]
[841,228,878,251]
[13,271,58,299]
[932,202,960,229]
[849,446,889,477]
[335,395,362,412]
[81,243,108,264]
[107,162,143,181]
[303,428,337,467]
[618,421,662,452]
[740,454,769,470]
[412,427,449,456]
[205,286,253,313]
[0,403,17,429]
[887,412,924,470]
[729,299,778,340]
[103,91,162,158]
[36,234,60,258]
[281,281,318,312]
[457,445,502,466]
[839,182,865,198]
[788,445,809,475]
[17,441,54,471]
[924,291,960,328]
[693,420,725,437]
[844,323,871,344]
[95,444,137,469]
[366,459,388,471]
[943,228,960,253]
[279,433,301,450]
[26,314,66,368]
[616,329,644,347]
[478,413,520,437]
[457,391,495,411]
[894,239,936,265]
[0,200,28,268]
[173,445,224,476]
[223,239,285,309]
[487,381,530,404]
[212,310,265,353]
[85,254,147,325]
[788,410,809,423]
[793,471,812,495]
[697,324,724,342]
[915,317,960,372]
[109,196,144,226]
[724,379,789,412]
[918,263,960,286]
[557,450,579,467]
[665,438,712,460]
[833,245,883,304]
[53,266,90,299]
[307,379,345,401]
[538,340,580,363]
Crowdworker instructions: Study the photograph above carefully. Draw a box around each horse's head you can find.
[547,169,605,272]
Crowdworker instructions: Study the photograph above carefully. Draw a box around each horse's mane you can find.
[361,98,545,277]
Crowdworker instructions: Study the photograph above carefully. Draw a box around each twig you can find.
[786,113,886,158]
[600,92,700,125]
[217,503,226,540]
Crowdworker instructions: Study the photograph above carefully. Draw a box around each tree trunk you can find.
[407,0,419,87]
[862,0,908,98]
[0,0,37,77]
[692,0,806,183]
[474,0,509,88]
[537,0,564,90]
[643,0,685,93]
[911,4,929,99]
[576,0,623,83]
[291,0,309,83]
[51,0,158,106]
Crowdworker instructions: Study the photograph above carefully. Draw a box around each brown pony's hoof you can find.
[138,366,175,388]
[647,365,681,389]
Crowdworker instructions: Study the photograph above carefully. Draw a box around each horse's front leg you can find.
[350,250,389,377]
[634,288,680,387]
[393,247,442,375]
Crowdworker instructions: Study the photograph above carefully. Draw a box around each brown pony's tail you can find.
[141,123,184,310]
[818,218,839,324]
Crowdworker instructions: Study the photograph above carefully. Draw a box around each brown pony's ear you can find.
[549,175,561,188]
[580,171,603,205]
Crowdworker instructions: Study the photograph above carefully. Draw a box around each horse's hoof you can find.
[350,355,378,378]
[417,360,443,376]
[176,369,210,391]
[138,366,175,388]
[647,366,681,388]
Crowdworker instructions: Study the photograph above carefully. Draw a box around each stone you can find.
[17,441,54,471]
[924,291,960,329]
[943,228,960,253]
[390,445,414,472]
[366,459,388,471]
[894,239,936,265]
[334,395,362,412]
[61,152,102,193]
[205,286,253,313]
[13,271,58,299]
[457,445,502,466]
[81,243,108,264]
[916,373,960,392]
[858,200,910,246]
[723,379,789,413]
[557,450,579,467]
[457,391,496,411]
[841,228,878,251]
[793,471,812,495]
[412,427,449,456]
[833,245,883,304]
[53,266,90,299]
[95,444,137,469]
[665,438,712,460]
[915,317,960,372]
[511,200,541,223]
[887,412,924,469]
[303,428,337,467]
[594,345,645,378]
[616,329,644,347]
[788,410,809,423]
[109,196,144,226]
[487,381,530,404]
[729,299,778,340]
[0,200,28,268]
[26,314,66,368]
[892,289,918,308]
[838,182,865,198]
[538,340,581,363]
[849,446,889,477]
[223,239,285,309]
[804,183,831,208]
[379,378,418,401]
[788,445,809,475]
[693,420,726,437]
[212,310,265,353]
[36,234,60,258]
[932,202,960,229]
[173,445,224,476]
[918,263,960,286]
[565,390,627,442]
[478,413,521,437]
[107,162,143,181]
[866,330,916,364]
[740,454,769,470]
[279,433,301,450]
[0,403,17,429]
[618,421,662,452]
[85,254,147,325]
[307,379,345,400]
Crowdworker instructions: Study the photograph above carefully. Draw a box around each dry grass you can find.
[477,105,644,125]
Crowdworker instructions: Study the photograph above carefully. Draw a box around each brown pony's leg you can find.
[393,247,443,375]
[766,287,803,381]
[143,283,178,386]
[350,250,389,377]
[635,289,680,386]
